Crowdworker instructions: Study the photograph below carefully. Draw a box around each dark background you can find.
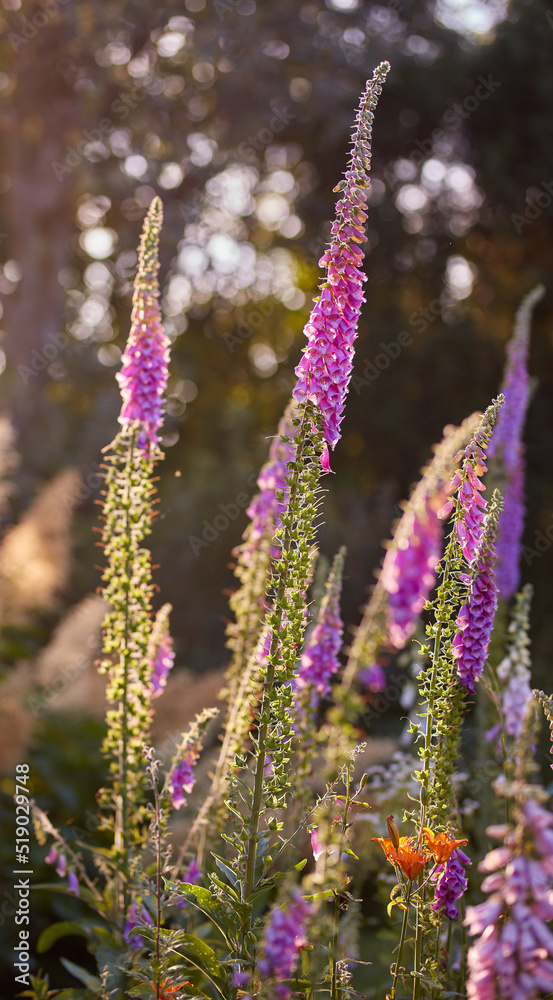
[0,0,552,683]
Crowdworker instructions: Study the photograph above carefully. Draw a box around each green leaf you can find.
[344,848,359,860]
[303,890,335,902]
[212,853,240,888]
[164,880,238,945]
[59,958,102,993]
[37,921,92,953]
[171,935,226,998]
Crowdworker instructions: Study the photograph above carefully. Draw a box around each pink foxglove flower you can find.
[258,894,312,997]
[171,754,196,809]
[116,197,170,453]
[465,798,553,1000]
[488,286,544,598]
[380,497,444,649]
[293,62,390,464]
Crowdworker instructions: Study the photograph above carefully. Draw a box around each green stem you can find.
[412,879,423,1000]
[243,410,311,908]
[390,901,410,1000]
[117,428,137,919]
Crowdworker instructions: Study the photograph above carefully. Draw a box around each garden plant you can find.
[14,58,553,1000]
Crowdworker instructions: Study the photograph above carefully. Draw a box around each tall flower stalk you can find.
[343,413,480,690]
[293,63,390,468]
[488,285,544,599]
[465,701,553,1000]
[405,399,503,998]
[215,63,390,970]
[98,197,170,918]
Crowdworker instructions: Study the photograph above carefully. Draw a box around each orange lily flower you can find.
[372,835,430,880]
[422,829,468,864]
[149,978,192,999]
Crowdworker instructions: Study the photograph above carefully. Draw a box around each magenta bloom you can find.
[123,902,154,951]
[68,871,79,896]
[294,551,344,704]
[431,848,471,921]
[465,799,553,1000]
[171,755,196,809]
[150,629,174,697]
[258,893,312,995]
[116,197,170,452]
[451,459,488,565]
[452,536,498,694]
[45,846,68,878]
[488,286,544,598]
[380,499,444,649]
[358,662,387,691]
[293,63,389,460]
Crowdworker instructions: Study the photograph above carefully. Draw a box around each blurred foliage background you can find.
[0,0,551,687]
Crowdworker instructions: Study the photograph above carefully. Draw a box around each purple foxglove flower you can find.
[45,846,68,878]
[358,662,387,691]
[431,847,471,921]
[171,754,196,809]
[258,893,312,991]
[68,871,79,896]
[123,902,153,951]
[293,63,390,462]
[466,796,553,1000]
[149,620,174,698]
[116,197,170,453]
[488,286,544,598]
[452,533,498,694]
[380,498,445,649]
[294,550,344,705]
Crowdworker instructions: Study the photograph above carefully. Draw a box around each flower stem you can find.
[243,407,314,907]
[390,900,410,1000]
